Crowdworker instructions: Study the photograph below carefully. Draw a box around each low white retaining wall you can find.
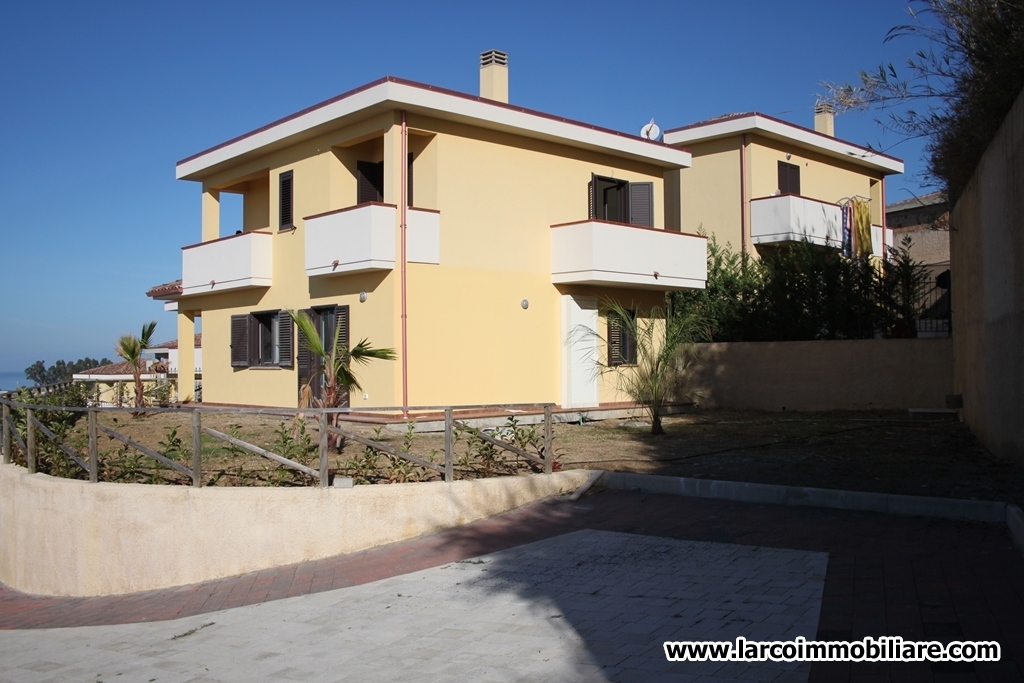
[0,464,591,597]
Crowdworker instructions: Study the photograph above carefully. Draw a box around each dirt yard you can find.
[14,407,1024,506]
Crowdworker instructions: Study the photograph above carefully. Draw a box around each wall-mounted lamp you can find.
[359,291,368,303]
[786,153,792,160]
[521,299,529,310]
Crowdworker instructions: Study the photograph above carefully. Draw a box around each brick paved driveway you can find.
[1,490,1022,682]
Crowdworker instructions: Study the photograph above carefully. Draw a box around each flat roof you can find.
[176,77,692,180]
[662,112,903,175]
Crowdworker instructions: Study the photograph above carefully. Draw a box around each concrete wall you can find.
[0,465,591,597]
[687,339,953,411]
[951,87,1024,462]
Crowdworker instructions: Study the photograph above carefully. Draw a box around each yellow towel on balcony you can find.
[853,198,872,258]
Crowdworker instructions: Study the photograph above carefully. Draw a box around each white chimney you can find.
[814,102,835,137]
[480,50,508,103]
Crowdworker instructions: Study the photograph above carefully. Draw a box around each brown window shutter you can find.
[279,170,294,229]
[629,182,654,227]
[357,161,384,204]
[296,308,317,401]
[588,174,596,219]
[278,311,293,368]
[335,305,350,351]
[608,313,624,367]
[778,162,801,195]
[335,305,351,408]
[230,315,250,367]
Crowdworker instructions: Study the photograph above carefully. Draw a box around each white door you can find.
[561,295,599,408]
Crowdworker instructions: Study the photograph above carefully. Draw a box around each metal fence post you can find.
[444,408,454,483]
[191,410,202,487]
[25,409,36,474]
[2,403,10,465]
[319,411,329,488]
[543,405,553,474]
[88,409,98,483]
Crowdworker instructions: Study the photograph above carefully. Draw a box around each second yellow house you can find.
[664,104,904,258]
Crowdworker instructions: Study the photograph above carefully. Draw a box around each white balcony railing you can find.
[181,231,273,295]
[871,224,896,258]
[305,203,440,278]
[550,220,707,290]
[750,195,842,247]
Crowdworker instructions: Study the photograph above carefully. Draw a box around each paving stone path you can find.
[0,531,827,682]
[1,490,1022,682]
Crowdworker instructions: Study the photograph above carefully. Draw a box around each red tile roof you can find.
[151,334,202,350]
[146,279,182,299]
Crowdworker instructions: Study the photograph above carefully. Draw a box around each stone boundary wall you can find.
[686,339,952,411]
[0,465,590,597]
[951,87,1024,462]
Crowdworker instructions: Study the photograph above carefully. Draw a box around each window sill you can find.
[249,365,286,371]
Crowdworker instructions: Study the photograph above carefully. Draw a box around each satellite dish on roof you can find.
[640,118,660,141]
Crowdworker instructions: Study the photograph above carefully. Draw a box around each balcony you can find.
[550,220,707,290]
[181,231,273,296]
[750,195,842,247]
[305,203,440,278]
[871,224,896,258]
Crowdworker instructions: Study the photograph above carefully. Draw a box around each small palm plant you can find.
[115,321,157,410]
[589,300,706,435]
[290,310,396,442]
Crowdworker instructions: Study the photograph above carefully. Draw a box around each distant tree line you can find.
[25,357,114,386]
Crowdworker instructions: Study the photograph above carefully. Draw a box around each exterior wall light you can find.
[521,299,529,309]
[359,291,368,303]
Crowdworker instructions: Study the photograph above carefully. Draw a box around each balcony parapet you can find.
[750,194,842,247]
[550,220,706,290]
[181,230,273,296]
[305,203,440,277]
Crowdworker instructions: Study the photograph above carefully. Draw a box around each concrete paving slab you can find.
[0,530,826,683]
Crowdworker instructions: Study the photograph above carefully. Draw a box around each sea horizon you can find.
[0,371,29,392]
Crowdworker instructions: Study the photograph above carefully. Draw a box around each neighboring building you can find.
[72,361,170,406]
[662,104,904,259]
[148,334,204,377]
[148,52,707,410]
[885,191,950,274]
[887,191,951,338]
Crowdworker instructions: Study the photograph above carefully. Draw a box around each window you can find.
[778,161,801,195]
[607,310,637,366]
[279,170,294,230]
[230,311,293,368]
[297,305,349,404]
[357,161,384,204]
[588,174,654,227]
[356,155,415,206]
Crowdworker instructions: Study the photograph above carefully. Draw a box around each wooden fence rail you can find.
[0,397,556,488]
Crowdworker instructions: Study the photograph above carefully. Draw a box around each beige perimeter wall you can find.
[0,466,590,597]
[951,87,1024,462]
[688,339,953,411]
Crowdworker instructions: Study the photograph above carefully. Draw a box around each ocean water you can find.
[0,371,28,392]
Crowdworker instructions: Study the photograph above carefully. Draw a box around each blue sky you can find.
[0,1,933,372]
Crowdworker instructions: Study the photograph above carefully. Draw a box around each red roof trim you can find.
[303,202,396,222]
[550,219,708,240]
[664,111,903,164]
[177,76,674,170]
[181,230,272,251]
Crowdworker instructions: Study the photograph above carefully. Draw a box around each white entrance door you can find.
[561,295,599,408]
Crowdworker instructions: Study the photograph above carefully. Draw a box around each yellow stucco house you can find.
[664,104,904,258]
[149,52,708,410]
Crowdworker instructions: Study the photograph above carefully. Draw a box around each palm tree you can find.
[290,310,396,440]
[590,300,706,435]
[115,321,157,409]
